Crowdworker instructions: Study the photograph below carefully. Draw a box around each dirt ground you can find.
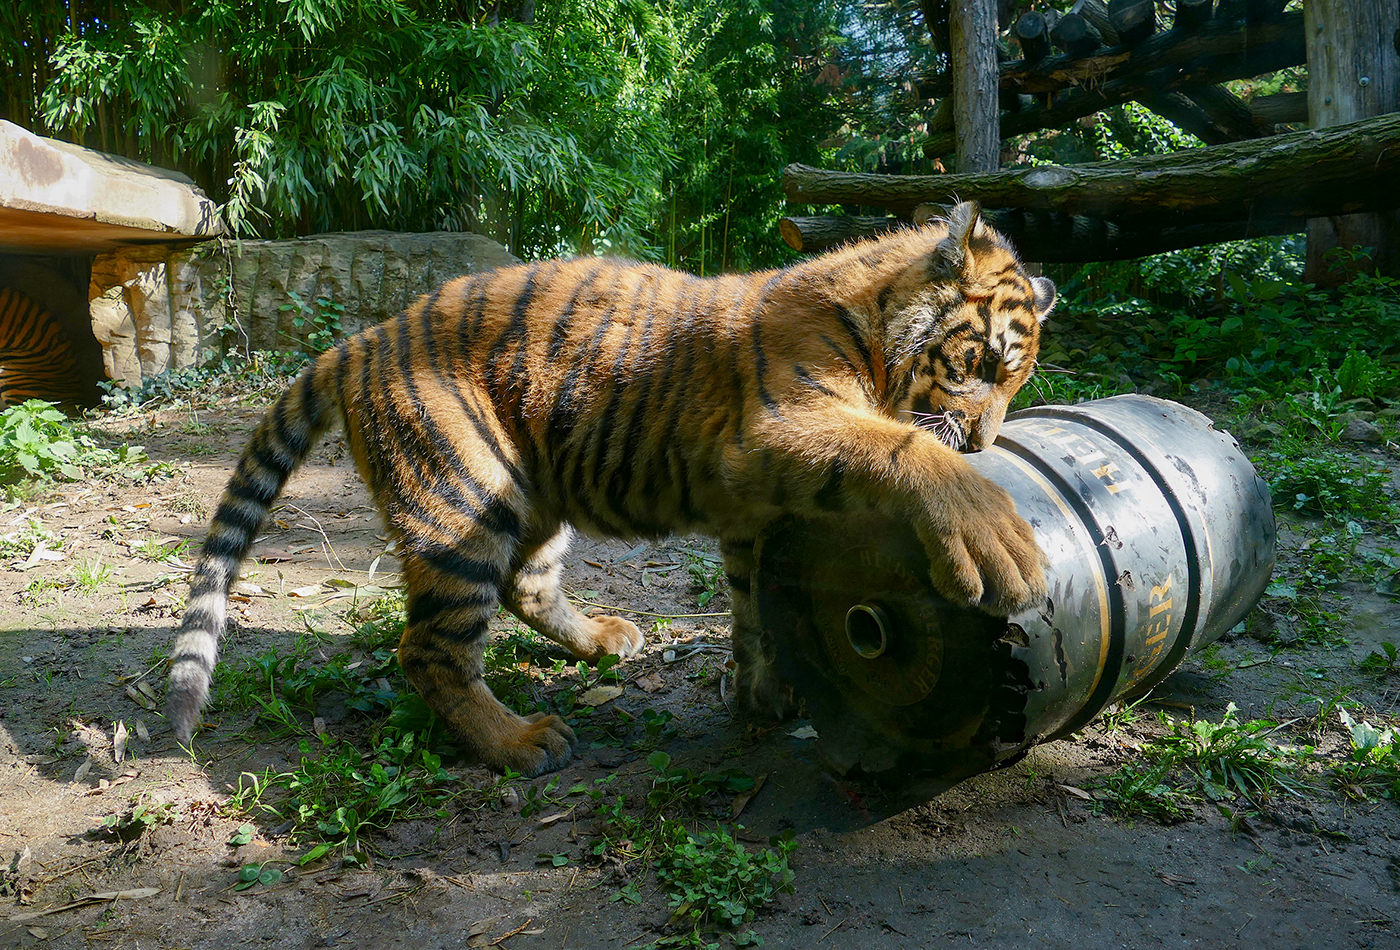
[2,395,1399,950]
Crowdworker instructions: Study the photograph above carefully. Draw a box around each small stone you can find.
[1342,419,1383,443]
[593,748,626,769]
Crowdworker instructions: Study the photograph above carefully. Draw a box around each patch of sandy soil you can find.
[1,401,1398,950]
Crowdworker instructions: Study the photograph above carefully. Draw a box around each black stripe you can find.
[794,365,837,398]
[386,317,522,537]
[249,440,296,479]
[272,392,310,457]
[412,540,502,586]
[202,532,249,561]
[889,430,917,467]
[814,460,845,511]
[407,591,495,629]
[834,305,875,382]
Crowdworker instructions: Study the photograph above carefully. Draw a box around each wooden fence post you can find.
[1305,0,1400,282]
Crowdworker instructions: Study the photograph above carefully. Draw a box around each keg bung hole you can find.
[845,603,890,659]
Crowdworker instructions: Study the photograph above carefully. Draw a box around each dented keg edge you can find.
[755,515,1038,782]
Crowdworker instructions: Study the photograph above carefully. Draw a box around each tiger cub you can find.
[168,201,1056,777]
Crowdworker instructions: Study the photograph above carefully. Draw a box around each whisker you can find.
[903,409,968,451]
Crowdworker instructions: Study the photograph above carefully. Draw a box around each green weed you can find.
[1093,761,1194,824]
[1360,641,1400,676]
[1330,710,1400,804]
[131,535,191,563]
[1011,369,1133,411]
[654,825,797,947]
[280,291,345,354]
[71,558,113,592]
[686,551,725,609]
[0,519,60,559]
[279,730,458,849]
[1146,704,1302,804]
[0,400,145,484]
[1252,446,1396,523]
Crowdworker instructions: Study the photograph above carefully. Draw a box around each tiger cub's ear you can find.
[928,200,985,281]
[1031,276,1057,322]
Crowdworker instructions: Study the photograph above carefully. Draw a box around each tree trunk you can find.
[950,0,1001,173]
[1304,0,1400,283]
[784,111,1400,223]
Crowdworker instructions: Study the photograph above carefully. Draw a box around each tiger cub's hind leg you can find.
[723,537,793,720]
[396,524,576,779]
[503,523,645,662]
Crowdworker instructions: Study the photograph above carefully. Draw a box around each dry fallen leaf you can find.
[1056,784,1094,801]
[731,772,768,819]
[579,686,623,707]
[124,686,155,711]
[788,725,819,740]
[8,887,161,922]
[634,673,665,693]
[112,721,128,763]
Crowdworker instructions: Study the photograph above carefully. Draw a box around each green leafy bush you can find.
[656,825,797,943]
[1252,447,1396,522]
[0,400,145,482]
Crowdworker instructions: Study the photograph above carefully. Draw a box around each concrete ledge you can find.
[0,120,222,254]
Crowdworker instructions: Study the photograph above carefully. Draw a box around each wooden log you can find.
[1182,85,1266,138]
[912,204,1305,261]
[1013,11,1053,64]
[1051,14,1103,58]
[1173,0,1213,32]
[781,207,1302,261]
[1109,0,1156,46]
[1250,91,1308,126]
[1138,91,1235,144]
[920,26,1305,156]
[1305,0,1400,282]
[1070,0,1119,44]
[1215,0,1287,25]
[950,0,1001,173]
[784,111,1400,223]
[779,216,900,253]
[918,10,1302,99]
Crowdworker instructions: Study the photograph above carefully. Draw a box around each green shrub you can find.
[0,400,145,482]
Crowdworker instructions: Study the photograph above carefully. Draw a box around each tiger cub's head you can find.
[882,201,1056,452]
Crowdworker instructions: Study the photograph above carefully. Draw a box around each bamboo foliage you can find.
[1,0,683,254]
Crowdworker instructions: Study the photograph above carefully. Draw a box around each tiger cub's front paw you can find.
[567,615,645,663]
[483,713,577,778]
[920,471,1047,615]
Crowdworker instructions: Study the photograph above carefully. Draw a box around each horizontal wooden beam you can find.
[919,22,1305,156]
[917,10,1301,99]
[778,209,1302,261]
[784,111,1400,223]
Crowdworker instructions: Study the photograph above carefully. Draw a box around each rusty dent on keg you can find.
[753,395,1276,782]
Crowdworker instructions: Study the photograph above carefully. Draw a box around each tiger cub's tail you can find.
[166,353,342,743]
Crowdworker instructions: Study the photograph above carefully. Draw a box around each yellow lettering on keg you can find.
[1143,573,1176,661]
[1090,460,1127,494]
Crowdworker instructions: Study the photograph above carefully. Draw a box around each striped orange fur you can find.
[0,288,84,407]
[168,201,1056,777]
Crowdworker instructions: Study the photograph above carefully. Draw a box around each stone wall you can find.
[91,230,520,387]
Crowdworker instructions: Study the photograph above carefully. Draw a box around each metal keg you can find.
[753,395,1275,781]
